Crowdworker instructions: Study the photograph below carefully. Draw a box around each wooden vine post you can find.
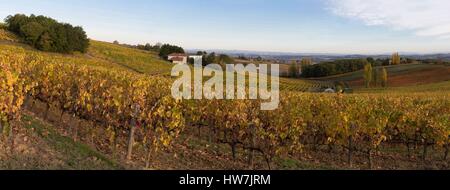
[8,121,15,154]
[72,114,79,142]
[145,132,154,169]
[422,142,428,162]
[0,121,3,138]
[444,143,449,160]
[127,104,140,161]
[348,135,353,167]
[248,123,256,169]
[367,149,373,169]
[44,103,49,121]
[348,124,356,168]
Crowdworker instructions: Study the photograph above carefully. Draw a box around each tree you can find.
[4,14,89,53]
[19,22,45,45]
[301,57,312,66]
[194,51,213,66]
[5,14,29,33]
[134,43,161,52]
[372,68,379,87]
[300,57,312,76]
[196,51,207,56]
[188,57,195,65]
[153,42,162,51]
[381,67,388,88]
[113,40,119,45]
[66,26,89,53]
[195,51,208,66]
[216,54,234,68]
[364,63,373,88]
[391,52,401,65]
[144,43,152,50]
[205,52,216,65]
[288,60,300,78]
[36,31,53,51]
[158,44,184,59]
[367,57,375,64]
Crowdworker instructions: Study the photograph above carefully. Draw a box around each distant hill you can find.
[188,49,450,63]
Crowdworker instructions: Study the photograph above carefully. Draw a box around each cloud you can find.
[326,0,450,38]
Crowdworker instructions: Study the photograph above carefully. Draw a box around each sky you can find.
[1,0,450,54]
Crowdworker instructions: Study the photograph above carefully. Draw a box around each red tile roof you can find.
[168,53,187,57]
[169,57,185,62]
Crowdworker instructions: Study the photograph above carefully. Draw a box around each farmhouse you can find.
[168,53,203,64]
[168,53,188,64]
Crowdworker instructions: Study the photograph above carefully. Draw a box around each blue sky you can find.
[1,0,450,54]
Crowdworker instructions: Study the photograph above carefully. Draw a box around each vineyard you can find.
[0,48,185,167]
[87,41,174,76]
[1,30,450,169]
[280,78,334,92]
[318,63,450,88]
[193,93,449,168]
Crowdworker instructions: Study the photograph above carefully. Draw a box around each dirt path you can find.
[0,40,35,50]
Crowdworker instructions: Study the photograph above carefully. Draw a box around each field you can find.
[1,29,449,170]
[316,63,450,88]
[87,41,174,76]
[355,81,450,93]
[234,59,333,92]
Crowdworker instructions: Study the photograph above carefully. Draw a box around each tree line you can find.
[111,41,186,61]
[300,53,414,78]
[301,59,368,78]
[288,58,312,78]
[4,14,89,53]
[193,51,234,66]
[109,41,235,67]
[113,40,162,52]
[114,42,187,61]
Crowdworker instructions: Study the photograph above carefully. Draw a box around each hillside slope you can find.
[0,29,174,77]
[355,81,450,93]
[1,28,332,92]
[316,64,450,88]
[88,41,174,76]
[3,28,447,92]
